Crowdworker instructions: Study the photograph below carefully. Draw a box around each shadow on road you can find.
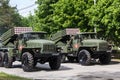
[12,63,72,72]
[75,74,115,80]
[61,59,120,66]
[110,60,120,65]
[33,63,72,72]
[12,59,120,72]
[13,64,22,68]
[89,59,120,66]
[75,71,120,80]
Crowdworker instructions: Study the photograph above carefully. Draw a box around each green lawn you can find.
[0,72,31,80]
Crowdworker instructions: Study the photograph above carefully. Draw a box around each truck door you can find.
[72,36,80,51]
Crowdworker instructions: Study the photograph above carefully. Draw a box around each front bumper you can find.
[93,50,112,54]
[34,53,60,58]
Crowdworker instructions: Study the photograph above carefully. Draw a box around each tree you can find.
[31,0,120,45]
[52,0,91,32]
[34,0,59,34]
[85,0,120,45]
[34,0,94,34]
[0,0,22,35]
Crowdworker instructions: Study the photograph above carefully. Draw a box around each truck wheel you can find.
[22,52,34,72]
[49,56,61,70]
[0,51,5,67]
[99,53,111,64]
[4,52,13,68]
[78,50,91,65]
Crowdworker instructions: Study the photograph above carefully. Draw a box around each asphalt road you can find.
[0,59,120,80]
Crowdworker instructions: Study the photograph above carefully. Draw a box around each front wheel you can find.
[78,50,91,65]
[22,52,34,72]
[49,56,61,70]
[99,52,111,64]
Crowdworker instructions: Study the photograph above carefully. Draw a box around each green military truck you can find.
[50,28,112,65]
[0,27,61,72]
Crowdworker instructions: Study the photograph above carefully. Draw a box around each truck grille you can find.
[98,43,108,51]
[43,44,56,53]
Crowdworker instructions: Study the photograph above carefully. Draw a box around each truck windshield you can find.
[74,33,97,40]
[24,33,47,39]
[81,33,97,39]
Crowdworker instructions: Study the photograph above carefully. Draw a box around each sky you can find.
[9,0,37,17]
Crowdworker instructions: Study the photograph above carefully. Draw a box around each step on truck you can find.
[50,28,112,65]
[0,27,61,72]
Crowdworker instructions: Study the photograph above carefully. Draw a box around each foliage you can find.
[52,0,86,31]
[85,0,120,45]
[33,0,59,34]
[21,0,120,46]
[0,0,23,35]
[34,0,94,33]
[20,14,34,27]
[0,72,31,80]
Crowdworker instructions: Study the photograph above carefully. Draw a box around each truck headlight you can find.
[33,48,41,53]
[74,44,79,49]
[108,45,112,50]
[91,47,97,51]
[57,47,62,52]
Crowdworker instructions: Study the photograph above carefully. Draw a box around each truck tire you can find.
[22,52,34,72]
[99,52,111,64]
[0,51,5,67]
[4,52,13,68]
[49,56,61,70]
[78,50,91,65]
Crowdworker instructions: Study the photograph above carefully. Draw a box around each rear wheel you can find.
[99,53,111,64]
[0,51,5,67]
[49,56,61,70]
[4,52,13,68]
[78,50,91,65]
[22,52,34,72]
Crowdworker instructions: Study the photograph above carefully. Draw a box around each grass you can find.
[0,72,31,80]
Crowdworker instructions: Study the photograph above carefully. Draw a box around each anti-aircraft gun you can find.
[0,27,61,72]
[51,28,112,65]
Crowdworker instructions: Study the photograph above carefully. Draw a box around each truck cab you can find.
[16,32,57,57]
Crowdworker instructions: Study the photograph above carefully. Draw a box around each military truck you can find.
[0,27,61,72]
[50,28,112,65]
